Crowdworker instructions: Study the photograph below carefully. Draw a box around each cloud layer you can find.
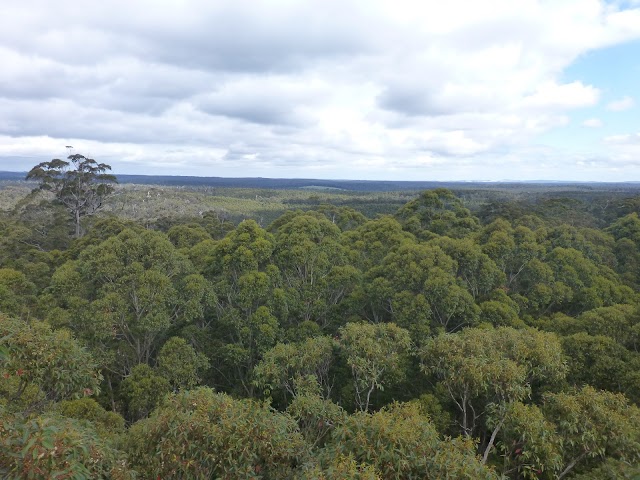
[1,0,640,180]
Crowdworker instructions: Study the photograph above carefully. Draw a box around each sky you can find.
[1,0,639,181]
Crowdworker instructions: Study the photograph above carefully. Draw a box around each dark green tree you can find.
[395,188,480,240]
[26,154,117,237]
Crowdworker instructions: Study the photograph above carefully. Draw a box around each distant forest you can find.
[4,169,640,191]
[1,169,640,479]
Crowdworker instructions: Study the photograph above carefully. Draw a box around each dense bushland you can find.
[2,184,640,479]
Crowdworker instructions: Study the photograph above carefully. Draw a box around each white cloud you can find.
[605,132,640,144]
[518,81,600,110]
[1,0,640,179]
[583,117,604,127]
[606,96,636,111]
[602,132,640,166]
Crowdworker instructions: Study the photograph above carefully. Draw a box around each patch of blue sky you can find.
[538,38,640,153]
[564,39,640,104]
[606,0,640,11]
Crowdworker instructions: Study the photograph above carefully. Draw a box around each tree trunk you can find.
[75,208,81,238]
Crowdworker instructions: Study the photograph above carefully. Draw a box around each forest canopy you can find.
[1,170,640,479]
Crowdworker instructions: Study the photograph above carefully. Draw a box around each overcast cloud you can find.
[1,0,640,180]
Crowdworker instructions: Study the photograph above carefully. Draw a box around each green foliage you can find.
[423,266,480,331]
[67,216,142,256]
[0,406,133,480]
[478,219,544,287]
[200,221,288,394]
[126,387,307,479]
[272,212,353,329]
[54,397,125,437]
[0,316,100,410]
[479,299,523,327]
[0,268,37,319]
[119,364,170,421]
[322,402,497,479]
[420,327,566,437]
[341,216,414,271]
[430,236,505,300]
[299,455,381,479]
[167,223,212,249]
[571,458,640,480]
[396,188,480,239]
[207,219,275,279]
[407,393,452,434]
[487,401,562,479]
[254,336,335,400]
[543,386,640,478]
[574,304,638,347]
[607,212,640,243]
[157,336,209,390]
[3,183,640,478]
[338,322,411,412]
[313,204,368,231]
[561,333,635,396]
[545,247,632,314]
[5,201,73,252]
[363,241,460,335]
[217,302,280,396]
[286,394,347,449]
[45,228,200,380]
